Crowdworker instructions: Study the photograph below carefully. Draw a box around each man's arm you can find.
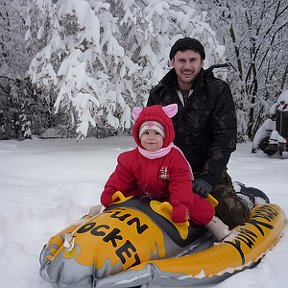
[200,81,237,187]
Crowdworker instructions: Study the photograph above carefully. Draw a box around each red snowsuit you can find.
[101,105,214,225]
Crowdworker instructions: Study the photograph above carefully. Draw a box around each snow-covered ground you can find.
[0,137,287,288]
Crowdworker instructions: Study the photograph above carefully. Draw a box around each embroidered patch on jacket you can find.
[159,166,169,180]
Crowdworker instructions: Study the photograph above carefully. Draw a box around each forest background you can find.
[0,0,287,141]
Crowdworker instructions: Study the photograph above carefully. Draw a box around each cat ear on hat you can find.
[132,107,143,120]
[162,104,178,118]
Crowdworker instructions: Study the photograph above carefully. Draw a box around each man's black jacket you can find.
[147,68,237,187]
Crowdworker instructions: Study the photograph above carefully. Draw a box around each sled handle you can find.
[207,194,218,207]
[111,191,133,204]
[150,201,189,240]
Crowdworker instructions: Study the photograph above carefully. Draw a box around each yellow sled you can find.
[40,191,285,288]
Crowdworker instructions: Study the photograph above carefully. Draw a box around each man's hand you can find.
[193,178,213,199]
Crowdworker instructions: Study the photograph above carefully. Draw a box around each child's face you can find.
[140,129,164,151]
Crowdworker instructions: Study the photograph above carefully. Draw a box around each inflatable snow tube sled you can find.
[39,190,286,288]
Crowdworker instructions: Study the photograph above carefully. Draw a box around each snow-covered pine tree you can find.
[0,0,32,140]
[26,0,225,138]
[196,0,288,140]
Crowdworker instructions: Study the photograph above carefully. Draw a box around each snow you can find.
[252,118,275,148]
[26,0,228,139]
[0,136,287,288]
[276,89,288,110]
[252,89,288,150]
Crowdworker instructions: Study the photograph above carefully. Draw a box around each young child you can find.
[99,104,229,241]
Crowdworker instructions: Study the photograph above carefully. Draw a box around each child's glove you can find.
[100,193,112,207]
[172,203,190,223]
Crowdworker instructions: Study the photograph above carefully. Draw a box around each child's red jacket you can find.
[101,146,214,225]
[101,104,214,225]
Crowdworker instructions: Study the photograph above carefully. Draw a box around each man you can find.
[147,37,250,229]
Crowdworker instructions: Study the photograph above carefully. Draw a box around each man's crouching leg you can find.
[211,171,250,229]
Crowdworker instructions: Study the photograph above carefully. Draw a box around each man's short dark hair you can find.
[169,37,206,60]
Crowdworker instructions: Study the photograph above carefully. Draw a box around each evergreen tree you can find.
[26,0,225,138]
[0,0,32,139]
[196,0,288,140]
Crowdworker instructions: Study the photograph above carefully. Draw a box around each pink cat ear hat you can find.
[132,104,178,148]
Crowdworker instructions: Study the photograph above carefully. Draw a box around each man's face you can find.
[171,50,204,89]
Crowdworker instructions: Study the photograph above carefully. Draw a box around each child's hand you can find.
[172,203,190,223]
[100,193,112,207]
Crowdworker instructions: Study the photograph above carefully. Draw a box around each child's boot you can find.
[205,215,230,241]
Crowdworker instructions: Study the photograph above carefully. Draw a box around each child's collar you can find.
[137,143,174,159]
